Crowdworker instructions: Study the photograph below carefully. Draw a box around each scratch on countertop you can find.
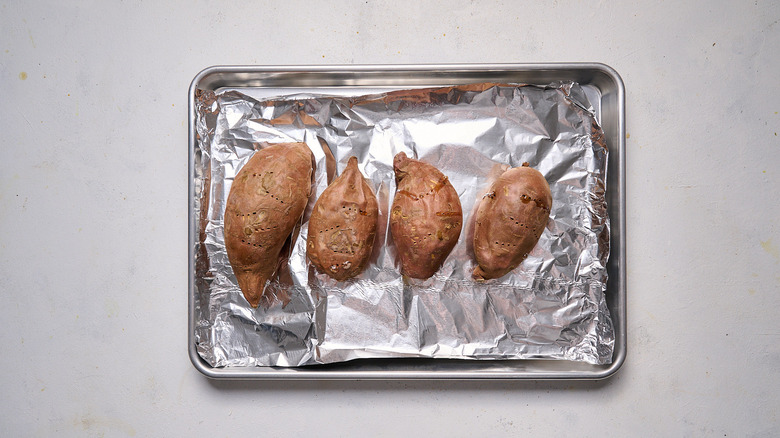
[21,18,36,48]
[21,112,33,129]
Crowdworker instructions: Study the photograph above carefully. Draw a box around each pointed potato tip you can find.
[345,156,359,172]
[472,266,488,282]
[393,152,409,169]
[393,152,411,181]
[244,286,264,308]
[235,270,269,308]
[341,156,366,184]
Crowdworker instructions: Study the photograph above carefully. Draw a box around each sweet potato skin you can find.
[224,142,313,307]
[307,156,379,280]
[390,152,462,279]
[472,163,552,281]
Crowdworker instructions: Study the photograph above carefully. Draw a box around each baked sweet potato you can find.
[306,156,379,280]
[390,152,462,279]
[472,162,552,281]
[224,142,314,307]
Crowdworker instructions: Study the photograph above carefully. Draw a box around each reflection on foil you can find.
[194,82,614,367]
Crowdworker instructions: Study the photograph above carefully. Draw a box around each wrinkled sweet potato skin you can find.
[224,142,313,307]
[307,156,379,280]
[390,152,462,279]
[472,163,552,281]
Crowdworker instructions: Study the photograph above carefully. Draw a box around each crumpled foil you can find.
[193,81,614,367]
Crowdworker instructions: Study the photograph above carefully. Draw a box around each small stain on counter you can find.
[19,71,27,80]
[760,239,779,261]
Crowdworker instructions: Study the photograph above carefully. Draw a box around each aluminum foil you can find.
[193,82,614,367]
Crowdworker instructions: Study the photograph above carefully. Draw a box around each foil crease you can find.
[193,82,614,367]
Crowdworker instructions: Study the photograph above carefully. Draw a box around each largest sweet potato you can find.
[472,162,552,281]
[390,152,462,279]
[224,142,313,307]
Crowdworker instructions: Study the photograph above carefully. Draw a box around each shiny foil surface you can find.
[193,82,614,367]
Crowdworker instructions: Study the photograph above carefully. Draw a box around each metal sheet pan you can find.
[188,63,626,380]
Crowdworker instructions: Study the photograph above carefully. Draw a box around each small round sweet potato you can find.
[390,152,462,279]
[224,142,313,308]
[307,156,379,280]
[472,163,552,281]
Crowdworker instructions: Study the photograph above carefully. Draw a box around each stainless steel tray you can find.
[188,63,626,380]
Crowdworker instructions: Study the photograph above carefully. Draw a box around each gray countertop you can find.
[2,1,778,435]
